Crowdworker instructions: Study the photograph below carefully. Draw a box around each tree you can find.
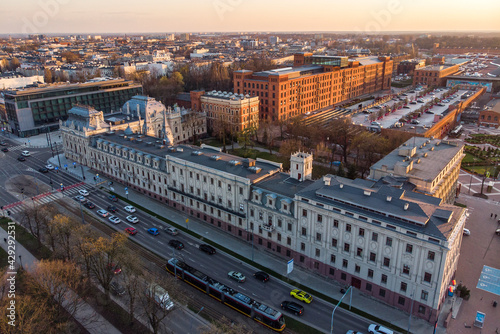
[47,214,79,260]
[44,68,53,83]
[279,139,304,170]
[120,247,143,325]
[60,51,80,64]
[202,317,252,334]
[330,117,356,164]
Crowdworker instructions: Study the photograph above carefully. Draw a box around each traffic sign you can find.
[125,191,128,195]
[125,187,128,191]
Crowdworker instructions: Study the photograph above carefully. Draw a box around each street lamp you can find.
[330,286,353,334]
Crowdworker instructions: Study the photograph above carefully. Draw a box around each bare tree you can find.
[201,317,252,334]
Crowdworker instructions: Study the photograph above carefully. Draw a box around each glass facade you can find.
[306,56,349,67]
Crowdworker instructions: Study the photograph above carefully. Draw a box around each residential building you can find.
[413,64,460,87]
[3,78,142,137]
[397,59,426,75]
[190,90,259,134]
[233,53,393,121]
[368,137,465,204]
[478,98,500,127]
[0,72,44,90]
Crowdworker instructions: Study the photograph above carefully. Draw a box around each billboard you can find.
[446,79,493,92]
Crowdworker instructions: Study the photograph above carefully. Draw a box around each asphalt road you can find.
[0,142,375,334]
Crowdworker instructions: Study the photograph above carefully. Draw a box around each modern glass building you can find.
[4,78,142,137]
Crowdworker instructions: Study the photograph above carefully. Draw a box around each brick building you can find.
[190,90,259,134]
[413,64,460,87]
[233,53,393,121]
[397,59,426,75]
[478,98,500,127]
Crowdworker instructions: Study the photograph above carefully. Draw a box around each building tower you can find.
[290,151,313,182]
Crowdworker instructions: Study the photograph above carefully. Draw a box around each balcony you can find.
[261,223,275,232]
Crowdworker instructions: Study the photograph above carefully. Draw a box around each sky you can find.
[1,0,499,35]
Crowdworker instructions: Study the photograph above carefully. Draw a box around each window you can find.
[428,251,435,261]
[421,290,428,301]
[329,268,335,276]
[330,254,336,263]
[278,219,282,228]
[356,248,363,257]
[302,209,307,217]
[379,289,386,297]
[386,237,393,247]
[381,274,387,284]
[342,259,348,268]
[406,244,413,254]
[331,238,337,248]
[372,233,378,242]
[366,283,372,291]
[344,243,350,253]
[315,248,320,257]
[300,256,304,263]
[341,273,347,280]
[368,269,374,278]
[300,243,305,251]
[301,227,307,236]
[403,265,410,275]
[316,233,321,241]
[369,252,376,262]
[400,282,407,292]
[259,212,263,220]
[288,223,292,231]
[355,265,360,273]
[359,228,365,237]
[317,214,323,223]
[398,296,405,305]
[287,237,291,246]
[346,224,351,232]
[250,209,254,217]
[333,219,339,228]
[418,306,426,314]
[424,272,432,283]
[383,257,390,267]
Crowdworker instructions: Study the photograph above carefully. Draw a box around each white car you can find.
[74,195,87,203]
[78,189,90,197]
[367,324,393,334]
[463,228,471,236]
[166,227,179,236]
[228,271,246,283]
[108,216,121,224]
[97,209,109,218]
[45,164,54,170]
[124,205,136,213]
[21,150,30,157]
[126,215,139,224]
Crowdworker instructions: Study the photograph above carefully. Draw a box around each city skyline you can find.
[2,0,499,35]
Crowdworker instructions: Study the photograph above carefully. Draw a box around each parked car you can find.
[38,167,49,173]
[346,331,364,334]
[409,101,417,104]
[253,271,270,282]
[107,263,122,275]
[199,244,216,254]
[21,150,30,157]
[96,209,109,217]
[280,301,304,316]
[168,239,184,250]
[108,216,121,224]
[108,195,118,202]
[126,215,139,223]
[495,229,500,236]
[110,281,125,295]
[165,227,179,236]
[124,205,136,213]
[227,271,246,283]
[463,228,471,236]
[290,289,313,303]
[78,189,90,196]
[368,324,393,334]
[107,205,118,213]
[84,202,95,209]
[147,228,159,236]
[1,148,8,152]
[125,227,137,235]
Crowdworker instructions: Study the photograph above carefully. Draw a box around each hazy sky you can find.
[2,0,499,34]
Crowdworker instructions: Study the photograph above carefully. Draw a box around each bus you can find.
[165,258,286,332]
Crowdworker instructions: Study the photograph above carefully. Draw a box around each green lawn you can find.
[462,153,484,163]
[464,165,497,176]
[0,218,52,260]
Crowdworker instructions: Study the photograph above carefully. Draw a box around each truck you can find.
[146,284,174,311]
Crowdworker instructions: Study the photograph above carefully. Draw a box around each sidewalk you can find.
[0,223,122,334]
[47,154,444,334]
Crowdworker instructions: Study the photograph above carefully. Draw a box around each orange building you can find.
[413,64,460,87]
[478,99,500,128]
[233,53,393,121]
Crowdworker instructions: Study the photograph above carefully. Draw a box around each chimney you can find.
[323,176,331,186]
[404,203,409,210]
[386,196,392,202]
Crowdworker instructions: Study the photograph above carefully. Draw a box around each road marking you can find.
[158,241,165,245]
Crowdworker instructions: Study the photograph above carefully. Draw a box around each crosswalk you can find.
[3,183,95,214]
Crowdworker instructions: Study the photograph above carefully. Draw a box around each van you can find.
[368,324,393,334]
[147,284,174,311]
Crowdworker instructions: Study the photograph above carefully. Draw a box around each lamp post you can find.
[408,287,416,334]
[330,286,353,334]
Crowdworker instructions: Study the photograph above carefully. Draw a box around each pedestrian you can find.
[496,214,498,219]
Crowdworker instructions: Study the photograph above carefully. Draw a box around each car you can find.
[227,271,246,283]
[168,239,184,250]
[346,331,364,334]
[495,229,500,236]
[124,205,136,213]
[107,263,122,275]
[367,324,393,334]
[371,121,381,126]
[463,228,471,236]
[110,281,125,296]
[45,164,54,170]
[166,227,179,236]
[108,216,121,224]
[148,228,159,236]
[74,195,87,203]
[108,195,118,202]
[1,148,8,152]
[253,271,270,282]
[409,101,417,104]
[21,150,30,157]
[17,156,26,161]
[126,215,139,223]
[125,227,137,235]
[199,244,216,255]
[84,202,95,209]
[411,119,420,124]
[401,93,408,96]
[417,99,424,103]
[107,205,118,213]
[290,289,313,303]
[0,141,7,146]
[38,167,49,173]
[97,209,109,217]
[403,106,410,109]
[425,111,434,114]
[78,189,90,196]
[280,301,304,316]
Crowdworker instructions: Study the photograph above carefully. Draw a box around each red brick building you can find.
[233,53,393,121]
[413,64,460,87]
[478,99,500,128]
